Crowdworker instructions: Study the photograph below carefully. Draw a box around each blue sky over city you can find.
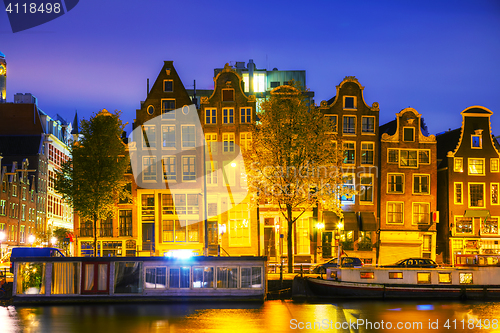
[1,0,499,135]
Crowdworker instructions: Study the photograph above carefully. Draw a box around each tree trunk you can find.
[287,204,294,273]
[93,213,98,257]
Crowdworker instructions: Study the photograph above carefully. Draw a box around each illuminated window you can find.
[174,194,199,215]
[491,158,499,172]
[439,273,451,284]
[228,205,250,247]
[205,133,217,154]
[413,203,430,225]
[182,156,196,181]
[388,149,399,164]
[240,107,252,123]
[223,133,235,153]
[419,150,430,164]
[296,218,310,254]
[361,142,374,165]
[341,174,355,203]
[417,272,431,284]
[162,156,176,181]
[459,273,473,284]
[403,127,414,142]
[142,125,156,148]
[206,161,218,185]
[387,202,403,224]
[163,80,173,92]
[223,108,234,124]
[343,116,356,134]
[471,135,482,149]
[400,150,417,167]
[359,175,373,203]
[492,183,499,205]
[161,99,175,119]
[240,132,252,151]
[389,272,403,279]
[343,142,355,164]
[361,116,375,133]
[454,157,463,172]
[205,108,216,124]
[482,217,498,234]
[161,193,175,215]
[413,175,430,194]
[344,96,356,109]
[181,125,195,148]
[162,125,175,148]
[222,89,234,101]
[387,174,404,193]
[455,183,463,204]
[469,183,485,207]
[468,159,484,175]
[142,157,156,181]
[360,272,374,279]
[456,217,473,234]
[422,234,432,258]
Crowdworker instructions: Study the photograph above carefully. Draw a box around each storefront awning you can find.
[323,211,340,230]
[343,212,358,231]
[360,212,377,231]
[464,210,490,218]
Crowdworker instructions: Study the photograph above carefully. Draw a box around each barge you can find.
[11,256,267,304]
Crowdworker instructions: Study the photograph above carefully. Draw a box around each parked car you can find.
[384,258,438,268]
[309,257,363,274]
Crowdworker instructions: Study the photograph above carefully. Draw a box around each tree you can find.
[52,227,71,253]
[245,84,346,273]
[54,109,130,257]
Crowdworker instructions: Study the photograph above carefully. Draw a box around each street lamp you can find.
[51,237,57,247]
[28,234,35,247]
[337,221,344,267]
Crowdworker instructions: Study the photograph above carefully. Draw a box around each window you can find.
[341,175,355,203]
[169,267,190,288]
[343,96,356,109]
[206,161,218,185]
[162,194,175,215]
[360,272,374,279]
[361,142,374,165]
[469,183,485,207]
[343,142,355,164]
[181,125,195,148]
[161,125,175,148]
[0,200,5,215]
[240,132,252,151]
[403,127,414,142]
[388,149,399,164]
[361,116,375,133]
[145,267,167,289]
[492,183,499,205]
[174,194,199,215]
[146,105,154,115]
[205,133,217,155]
[422,235,432,258]
[205,108,216,124]
[119,210,132,236]
[229,205,250,247]
[162,156,176,181]
[455,182,463,204]
[343,116,356,134]
[217,267,238,288]
[240,107,252,123]
[182,156,196,181]
[387,202,403,224]
[223,108,234,124]
[163,79,173,92]
[222,89,234,102]
[359,175,373,203]
[417,272,431,284]
[456,217,473,234]
[223,133,235,153]
[100,217,113,237]
[468,159,485,175]
[193,267,214,288]
[439,273,452,284]
[389,272,403,279]
[142,156,157,181]
[326,115,337,133]
[419,150,430,164]
[387,174,404,193]
[223,161,236,186]
[413,203,430,225]
[483,217,498,234]
[20,225,25,243]
[142,125,156,148]
[161,99,175,119]
[459,273,473,284]
[413,175,430,194]
[296,218,310,254]
[491,158,499,172]
[21,204,26,221]
[471,135,482,149]
[400,150,417,167]
[454,157,463,172]
[188,222,200,242]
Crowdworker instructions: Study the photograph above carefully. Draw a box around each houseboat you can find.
[303,255,500,300]
[11,255,267,304]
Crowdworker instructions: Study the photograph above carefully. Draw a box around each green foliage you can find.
[22,263,44,292]
[54,110,130,256]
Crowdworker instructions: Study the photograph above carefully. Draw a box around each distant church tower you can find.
[0,51,6,102]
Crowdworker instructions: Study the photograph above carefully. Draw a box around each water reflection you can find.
[2,301,500,332]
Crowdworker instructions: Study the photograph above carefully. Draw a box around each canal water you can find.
[2,300,500,332]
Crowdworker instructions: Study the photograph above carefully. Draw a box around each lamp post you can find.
[316,222,324,263]
[28,234,35,247]
[51,236,57,248]
[337,220,344,267]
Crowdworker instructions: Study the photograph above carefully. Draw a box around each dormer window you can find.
[403,127,414,142]
[163,80,173,92]
[472,130,482,149]
[343,96,356,109]
[222,89,234,102]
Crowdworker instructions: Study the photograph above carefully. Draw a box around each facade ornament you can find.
[225,80,232,88]
[320,100,328,107]
[371,102,379,111]
[200,96,209,104]
[407,118,415,125]
[247,95,256,102]
[419,133,436,143]
[222,63,233,73]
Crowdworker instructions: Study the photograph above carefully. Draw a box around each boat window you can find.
[417,272,431,284]
[169,267,190,288]
[193,266,214,288]
[389,272,403,279]
[17,262,46,295]
[360,272,374,279]
[52,262,79,294]
[459,273,473,284]
[438,273,451,284]
[115,262,142,294]
[241,267,262,288]
[145,267,167,289]
[330,271,337,280]
[216,267,238,288]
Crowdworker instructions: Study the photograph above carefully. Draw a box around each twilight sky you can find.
[1,0,499,135]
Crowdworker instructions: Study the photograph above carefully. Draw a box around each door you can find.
[142,223,154,252]
[264,218,276,259]
[207,219,219,255]
[81,262,110,294]
[322,232,333,258]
